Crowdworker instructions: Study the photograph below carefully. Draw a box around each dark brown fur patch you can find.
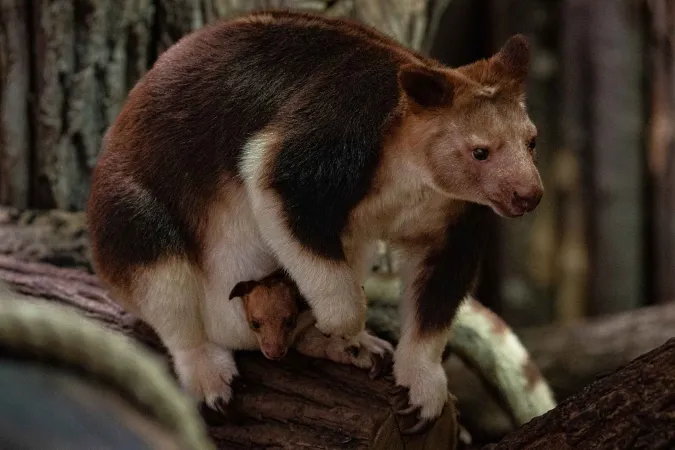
[414,203,494,336]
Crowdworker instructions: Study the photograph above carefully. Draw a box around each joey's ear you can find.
[399,64,453,108]
[229,281,257,300]
[490,34,531,85]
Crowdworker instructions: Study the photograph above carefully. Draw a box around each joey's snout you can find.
[261,343,288,360]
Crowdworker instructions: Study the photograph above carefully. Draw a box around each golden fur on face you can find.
[388,35,544,218]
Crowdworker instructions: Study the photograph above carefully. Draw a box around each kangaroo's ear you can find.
[490,34,531,86]
[399,64,454,108]
[229,280,257,300]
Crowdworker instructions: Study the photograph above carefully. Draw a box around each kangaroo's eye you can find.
[472,148,489,161]
[250,320,261,330]
[527,137,536,152]
[283,317,296,329]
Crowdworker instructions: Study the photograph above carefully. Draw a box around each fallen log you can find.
[0,255,460,450]
[483,338,675,450]
[520,303,675,400]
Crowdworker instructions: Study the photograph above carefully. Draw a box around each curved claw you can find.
[213,397,230,415]
[401,417,435,435]
[369,351,394,379]
[395,404,419,416]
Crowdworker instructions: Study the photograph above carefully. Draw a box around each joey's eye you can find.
[472,148,489,161]
[250,320,261,330]
[283,317,296,329]
[527,137,536,152]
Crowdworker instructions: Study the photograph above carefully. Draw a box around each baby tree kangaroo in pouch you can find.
[87,10,543,434]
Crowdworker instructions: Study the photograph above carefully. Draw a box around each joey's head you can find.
[398,34,543,218]
[228,271,299,361]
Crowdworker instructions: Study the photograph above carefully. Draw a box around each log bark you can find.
[483,338,675,450]
[0,207,91,271]
[0,255,459,450]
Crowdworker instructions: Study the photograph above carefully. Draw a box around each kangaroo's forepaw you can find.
[392,361,448,435]
[342,330,394,377]
[173,343,239,414]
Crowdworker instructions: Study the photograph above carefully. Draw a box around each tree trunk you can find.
[483,338,675,450]
[0,255,460,450]
[0,0,30,208]
[646,0,675,305]
[586,0,646,315]
[0,0,448,211]
[29,0,154,210]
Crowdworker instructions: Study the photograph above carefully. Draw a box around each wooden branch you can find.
[483,338,675,450]
[0,255,459,450]
[519,302,675,400]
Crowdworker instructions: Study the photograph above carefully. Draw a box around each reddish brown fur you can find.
[229,271,302,360]
[86,9,542,422]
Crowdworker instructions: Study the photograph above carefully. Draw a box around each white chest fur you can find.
[199,183,280,350]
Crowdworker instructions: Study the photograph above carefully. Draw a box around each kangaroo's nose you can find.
[513,188,543,212]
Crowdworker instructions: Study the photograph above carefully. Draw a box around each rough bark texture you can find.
[2,254,675,449]
[484,338,675,450]
[0,207,91,271]
[30,0,154,210]
[0,0,446,211]
[0,255,460,450]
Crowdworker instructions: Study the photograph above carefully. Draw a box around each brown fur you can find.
[86,9,542,421]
